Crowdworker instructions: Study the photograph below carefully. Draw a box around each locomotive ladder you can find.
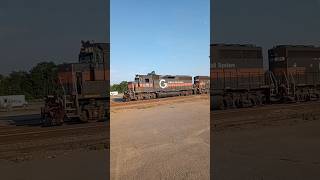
[283,71,291,95]
[71,68,80,116]
[60,66,81,119]
[268,71,278,96]
[289,72,296,96]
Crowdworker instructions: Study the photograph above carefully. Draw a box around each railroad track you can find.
[212,101,320,131]
[0,122,109,161]
[0,123,108,145]
[111,94,209,107]
[212,101,320,116]
[213,114,315,131]
[0,137,108,162]
[111,95,209,112]
[0,122,106,134]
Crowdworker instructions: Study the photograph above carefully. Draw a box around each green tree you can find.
[7,71,33,98]
[0,71,30,97]
[111,81,128,93]
[0,62,59,99]
[30,62,58,98]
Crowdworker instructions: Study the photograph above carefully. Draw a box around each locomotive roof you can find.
[211,43,259,48]
[194,76,210,78]
[135,74,192,78]
[161,75,192,77]
[271,45,320,50]
[80,41,109,50]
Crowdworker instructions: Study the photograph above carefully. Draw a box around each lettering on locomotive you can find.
[159,79,168,89]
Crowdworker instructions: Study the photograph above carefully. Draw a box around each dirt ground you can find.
[212,102,320,180]
[111,95,210,180]
[0,102,109,180]
[3,96,320,180]
[0,149,109,180]
[0,96,209,180]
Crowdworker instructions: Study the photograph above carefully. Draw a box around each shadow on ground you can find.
[112,97,125,102]
[0,114,107,127]
[0,114,42,126]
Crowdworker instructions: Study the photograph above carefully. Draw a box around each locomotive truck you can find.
[41,41,110,126]
[211,43,320,110]
[123,71,209,101]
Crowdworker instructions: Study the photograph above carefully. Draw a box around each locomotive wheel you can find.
[234,98,241,108]
[223,96,234,108]
[54,110,64,126]
[42,115,53,127]
[212,95,224,110]
[53,115,63,126]
[145,94,151,100]
[124,98,130,102]
[40,108,45,119]
[250,98,256,106]
[55,119,63,126]
[256,96,262,105]
[80,111,88,123]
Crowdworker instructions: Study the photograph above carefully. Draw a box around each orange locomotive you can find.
[124,71,209,101]
[211,44,320,110]
[41,41,109,126]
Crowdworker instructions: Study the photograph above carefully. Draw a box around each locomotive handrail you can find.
[283,71,290,95]
[58,77,67,110]
[268,71,278,95]
[71,67,80,115]
[289,71,296,96]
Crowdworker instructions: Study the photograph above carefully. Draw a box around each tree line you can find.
[0,61,129,99]
[111,81,128,93]
[0,62,59,100]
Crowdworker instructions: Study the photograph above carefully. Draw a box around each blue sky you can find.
[111,0,210,84]
[211,0,320,69]
[0,0,108,75]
